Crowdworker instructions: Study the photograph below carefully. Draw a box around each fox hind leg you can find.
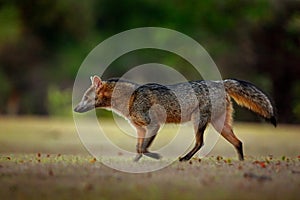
[215,100,244,161]
[220,125,244,161]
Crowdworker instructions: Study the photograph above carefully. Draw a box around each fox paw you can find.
[179,156,190,162]
[133,154,143,162]
[144,152,162,160]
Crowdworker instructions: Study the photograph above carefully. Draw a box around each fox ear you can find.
[91,75,102,88]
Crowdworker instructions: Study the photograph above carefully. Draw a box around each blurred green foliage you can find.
[0,0,299,123]
[0,4,21,44]
[47,86,72,117]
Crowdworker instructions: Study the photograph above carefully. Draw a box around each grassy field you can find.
[0,117,299,200]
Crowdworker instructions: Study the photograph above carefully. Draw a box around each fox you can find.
[74,75,277,162]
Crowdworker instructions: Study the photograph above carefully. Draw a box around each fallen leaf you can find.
[226,158,232,164]
[259,162,266,168]
[253,161,267,168]
[216,156,223,161]
[89,158,97,163]
[268,155,273,160]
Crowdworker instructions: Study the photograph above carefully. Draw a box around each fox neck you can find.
[105,81,138,118]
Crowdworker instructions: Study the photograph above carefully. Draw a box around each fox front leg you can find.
[134,153,143,162]
[134,136,161,162]
[133,124,161,162]
[142,137,161,160]
[134,134,145,162]
[142,124,161,160]
[133,126,146,162]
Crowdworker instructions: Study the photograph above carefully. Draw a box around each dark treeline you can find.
[0,0,299,123]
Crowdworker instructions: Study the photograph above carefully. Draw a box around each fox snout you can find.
[74,100,94,113]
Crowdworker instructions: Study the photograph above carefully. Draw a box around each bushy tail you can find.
[224,79,277,126]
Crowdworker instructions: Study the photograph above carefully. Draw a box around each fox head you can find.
[74,75,113,113]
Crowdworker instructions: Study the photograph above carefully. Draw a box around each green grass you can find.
[0,117,299,200]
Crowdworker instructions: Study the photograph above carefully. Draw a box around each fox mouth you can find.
[73,104,94,113]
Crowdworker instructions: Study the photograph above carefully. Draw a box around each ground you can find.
[0,117,299,200]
